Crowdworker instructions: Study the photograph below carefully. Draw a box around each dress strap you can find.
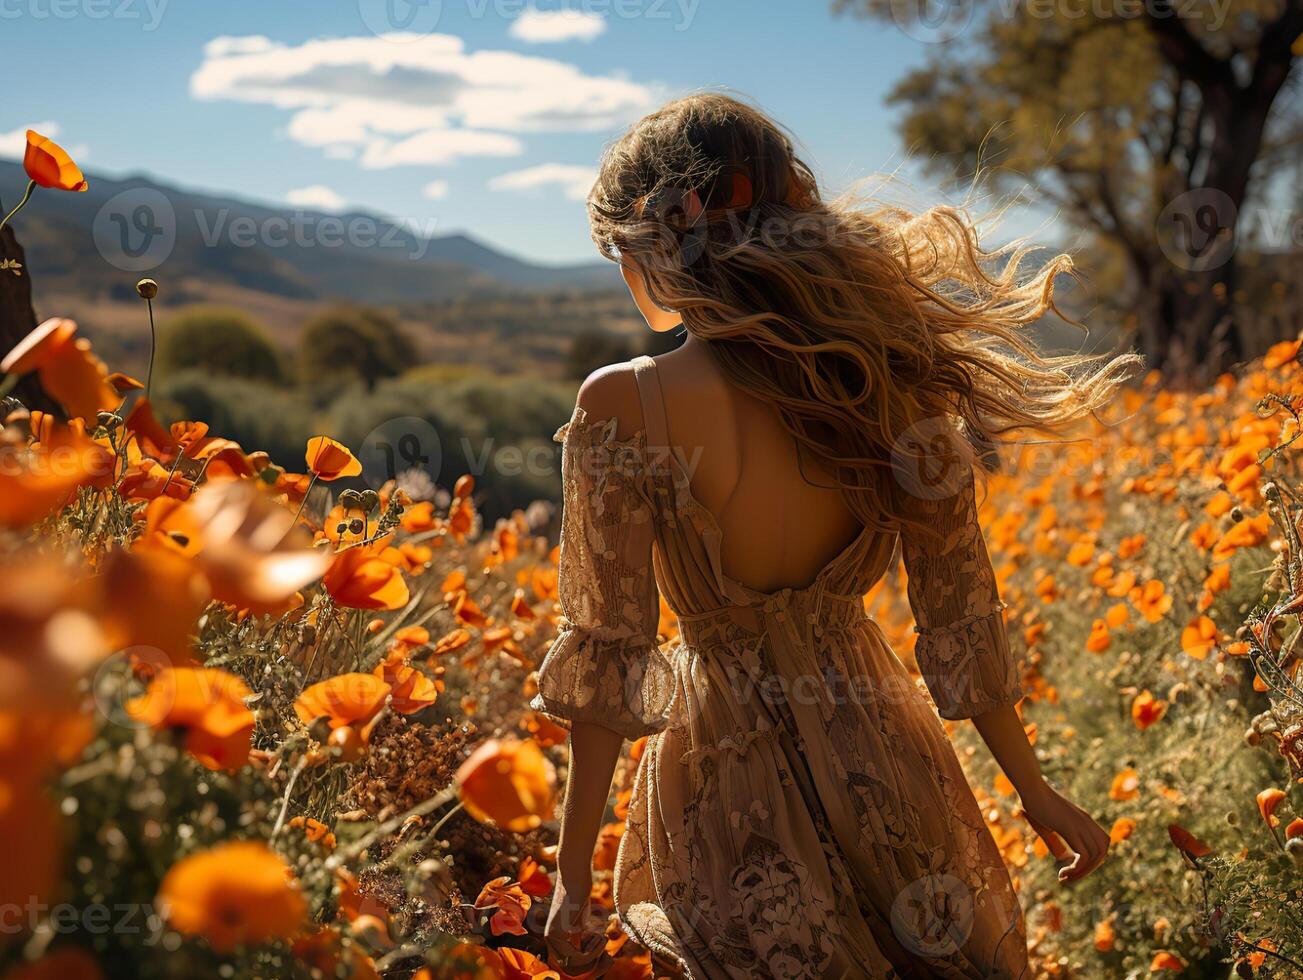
[631,355,670,449]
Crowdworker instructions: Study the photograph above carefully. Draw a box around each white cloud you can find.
[0,121,61,159]
[286,184,347,211]
[489,163,597,201]
[191,33,653,169]
[422,179,450,200]
[510,9,607,43]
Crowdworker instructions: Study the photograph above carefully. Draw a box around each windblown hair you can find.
[589,93,1140,535]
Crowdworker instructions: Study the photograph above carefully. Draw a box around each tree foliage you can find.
[156,307,283,382]
[299,306,418,391]
[838,0,1302,370]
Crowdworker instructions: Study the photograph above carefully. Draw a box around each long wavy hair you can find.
[588,93,1140,534]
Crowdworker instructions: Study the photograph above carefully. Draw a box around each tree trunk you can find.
[0,220,59,413]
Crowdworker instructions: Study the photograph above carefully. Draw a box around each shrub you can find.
[324,371,576,516]
[155,307,284,382]
[156,370,315,469]
[299,306,418,392]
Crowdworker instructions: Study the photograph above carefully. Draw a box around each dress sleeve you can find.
[529,408,675,740]
[897,460,1022,721]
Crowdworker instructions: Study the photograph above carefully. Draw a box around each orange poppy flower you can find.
[1085,620,1110,653]
[1109,817,1136,843]
[517,856,553,897]
[324,543,409,611]
[1130,579,1172,623]
[38,337,119,422]
[118,457,193,503]
[287,816,337,851]
[1181,616,1219,660]
[442,944,507,980]
[23,130,88,191]
[180,479,332,614]
[0,423,113,527]
[456,738,557,832]
[453,591,490,627]
[511,590,537,620]
[473,877,531,937]
[392,625,430,650]
[1109,768,1140,801]
[0,316,77,374]
[433,628,473,657]
[1257,788,1287,828]
[520,710,568,748]
[156,841,305,952]
[1092,918,1115,952]
[372,653,441,714]
[593,821,624,871]
[1131,690,1168,730]
[128,667,255,771]
[305,436,362,481]
[295,673,391,731]
[1212,514,1271,562]
[2,318,118,421]
[99,546,209,663]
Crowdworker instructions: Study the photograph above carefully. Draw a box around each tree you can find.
[299,306,418,391]
[0,221,58,412]
[156,307,283,382]
[838,0,1302,372]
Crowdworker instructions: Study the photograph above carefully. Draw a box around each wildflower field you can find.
[4,131,1303,980]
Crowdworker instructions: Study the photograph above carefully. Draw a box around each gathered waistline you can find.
[675,591,870,650]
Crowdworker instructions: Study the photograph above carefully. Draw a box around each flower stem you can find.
[0,181,37,236]
[290,473,319,529]
[144,297,157,402]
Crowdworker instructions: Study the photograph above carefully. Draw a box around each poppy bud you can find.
[1286,837,1303,866]
[135,278,159,300]
[358,489,379,514]
[348,518,365,535]
[96,411,122,430]
[308,716,333,744]
[454,474,474,499]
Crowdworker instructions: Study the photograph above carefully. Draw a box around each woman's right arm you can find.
[971,704,1109,883]
[897,448,1109,884]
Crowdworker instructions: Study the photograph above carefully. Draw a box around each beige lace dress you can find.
[531,356,1029,979]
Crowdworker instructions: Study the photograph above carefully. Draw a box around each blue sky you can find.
[0,0,959,264]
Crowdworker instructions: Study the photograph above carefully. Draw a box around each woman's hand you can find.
[544,873,609,975]
[1020,783,1111,883]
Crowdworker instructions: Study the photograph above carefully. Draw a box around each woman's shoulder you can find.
[572,358,648,443]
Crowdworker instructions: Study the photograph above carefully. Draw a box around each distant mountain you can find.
[0,159,613,310]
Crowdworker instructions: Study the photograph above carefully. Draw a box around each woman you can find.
[531,93,1134,979]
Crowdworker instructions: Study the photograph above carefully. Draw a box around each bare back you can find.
[577,340,864,595]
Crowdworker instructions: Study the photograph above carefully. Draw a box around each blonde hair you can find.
[589,93,1139,535]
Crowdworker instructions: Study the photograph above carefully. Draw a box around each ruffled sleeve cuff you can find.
[914,605,1022,720]
[530,625,676,740]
